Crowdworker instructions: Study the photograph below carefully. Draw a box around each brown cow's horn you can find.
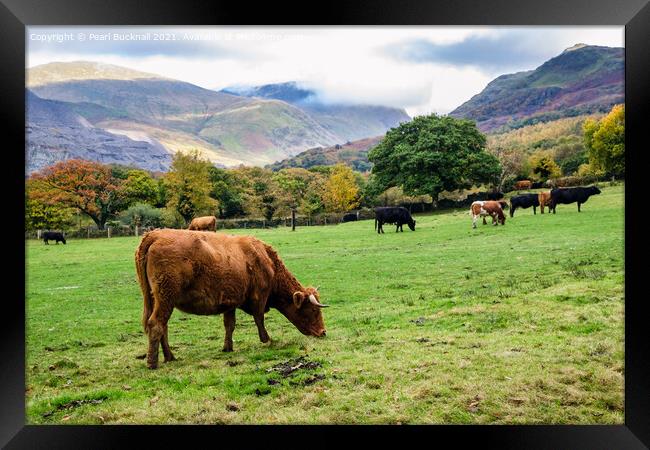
[309,294,329,307]
[315,286,320,291]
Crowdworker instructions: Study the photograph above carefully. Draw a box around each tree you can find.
[25,180,76,231]
[584,104,625,178]
[164,150,217,224]
[29,159,128,230]
[231,167,280,221]
[368,114,501,203]
[322,163,360,213]
[529,152,562,180]
[122,169,159,206]
[489,146,527,192]
[274,168,311,230]
[208,167,245,218]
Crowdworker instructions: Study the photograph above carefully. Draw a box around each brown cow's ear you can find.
[293,292,306,308]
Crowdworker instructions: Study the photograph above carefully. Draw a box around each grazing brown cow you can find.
[135,229,328,369]
[514,180,532,190]
[470,201,506,229]
[188,215,217,232]
[538,191,552,214]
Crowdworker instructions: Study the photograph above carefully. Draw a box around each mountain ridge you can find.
[449,45,623,132]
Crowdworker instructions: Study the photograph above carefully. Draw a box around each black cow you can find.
[374,207,416,234]
[548,186,601,213]
[43,231,66,245]
[342,213,358,223]
[509,194,539,218]
[487,191,505,201]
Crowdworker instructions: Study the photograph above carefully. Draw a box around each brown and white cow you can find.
[135,229,328,369]
[514,180,532,190]
[188,215,217,232]
[538,191,552,214]
[470,201,506,229]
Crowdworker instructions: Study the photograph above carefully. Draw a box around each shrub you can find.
[119,203,163,228]
[161,207,186,229]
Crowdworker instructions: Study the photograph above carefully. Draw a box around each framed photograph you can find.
[4,0,648,447]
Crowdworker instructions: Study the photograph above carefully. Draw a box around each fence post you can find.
[107,227,111,239]
[135,225,139,237]
[37,230,42,240]
[87,227,90,239]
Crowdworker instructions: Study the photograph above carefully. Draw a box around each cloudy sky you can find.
[27,26,624,116]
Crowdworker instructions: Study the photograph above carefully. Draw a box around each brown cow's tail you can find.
[135,231,156,334]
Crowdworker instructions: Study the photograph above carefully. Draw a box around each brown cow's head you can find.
[277,286,327,337]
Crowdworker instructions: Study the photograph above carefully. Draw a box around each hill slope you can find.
[27,62,343,168]
[449,45,623,132]
[222,81,411,142]
[267,136,383,172]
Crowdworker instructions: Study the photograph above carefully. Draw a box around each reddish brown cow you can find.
[188,215,217,232]
[135,229,328,369]
[538,191,552,214]
[470,201,506,229]
[514,180,532,190]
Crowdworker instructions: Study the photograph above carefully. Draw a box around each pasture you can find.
[26,185,624,424]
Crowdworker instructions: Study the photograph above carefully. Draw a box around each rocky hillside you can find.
[26,90,171,174]
[27,62,344,168]
[267,136,383,172]
[449,45,623,132]
[222,82,411,142]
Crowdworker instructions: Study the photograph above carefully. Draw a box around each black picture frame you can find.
[4,0,648,447]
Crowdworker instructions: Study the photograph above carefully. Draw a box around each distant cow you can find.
[43,231,66,245]
[538,191,552,214]
[342,213,358,223]
[188,216,217,232]
[470,201,506,229]
[509,194,539,218]
[374,207,416,234]
[548,186,601,213]
[514,180,532,190]
[135,229,328,369]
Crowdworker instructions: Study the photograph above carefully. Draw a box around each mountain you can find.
[267,136,383,172]
[221,81,411,142]
[27,62,345,168]
[449,45,624,132]
[26,90,172,174]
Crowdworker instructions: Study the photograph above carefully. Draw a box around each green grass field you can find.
[26,185,624,424]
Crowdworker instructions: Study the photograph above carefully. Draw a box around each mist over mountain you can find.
[221,81,411,142]
[449,45,624,132]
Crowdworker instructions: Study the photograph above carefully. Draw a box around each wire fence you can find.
[26,180,620,240]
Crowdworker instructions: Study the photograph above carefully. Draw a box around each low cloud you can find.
[383,28,623,74]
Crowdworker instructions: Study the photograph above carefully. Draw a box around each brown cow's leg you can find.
[482,216,487,225]
[254,314,270,343]
[222,309,236,352]
[146,305,173,370]
[161,325,176,363]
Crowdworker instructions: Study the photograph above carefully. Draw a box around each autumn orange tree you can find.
[29,159,128,230]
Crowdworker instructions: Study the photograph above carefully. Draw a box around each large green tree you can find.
[583,104,625,178]
[368,114,501,202]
